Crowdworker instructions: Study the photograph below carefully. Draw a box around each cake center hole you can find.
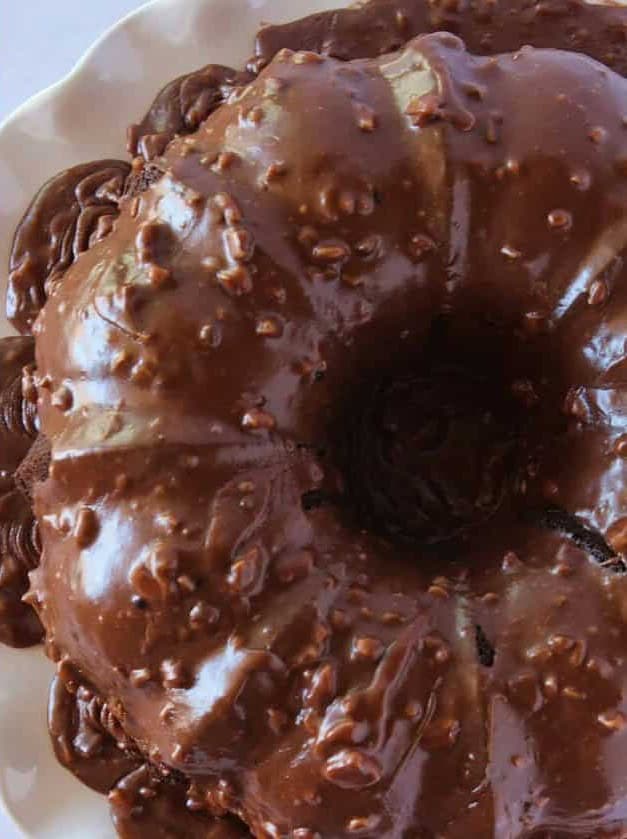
[333,326,534,546]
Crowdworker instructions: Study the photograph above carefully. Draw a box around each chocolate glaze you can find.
[8,160,131,334]
[0,337,42,647]
[49,667,249,837]
[127,65,252,161]
[12,0,627,337]
[27,16,627,837]
[6,0,627,836]
[48,669,140,794]
[109,763,247,839]
[254,0,627,73]
[0,338,38,471]
[7,71,253,336]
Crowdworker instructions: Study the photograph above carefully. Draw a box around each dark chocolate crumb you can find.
[301,489,335,512]
[131,595,148,610]
[532,507,622,569]
[475,624,495,667]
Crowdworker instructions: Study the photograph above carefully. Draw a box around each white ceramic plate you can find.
[0,1,338,836]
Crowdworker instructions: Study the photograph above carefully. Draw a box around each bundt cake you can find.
[3,1,627,836]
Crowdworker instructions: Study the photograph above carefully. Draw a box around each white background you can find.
[0,5,146,839]
[1,1,143,121]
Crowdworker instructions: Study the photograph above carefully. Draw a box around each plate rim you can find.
[0,0,159,141]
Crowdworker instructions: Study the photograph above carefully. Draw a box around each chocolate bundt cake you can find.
[4,0,627,836]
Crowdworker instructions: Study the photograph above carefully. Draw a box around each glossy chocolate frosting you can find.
[5,0,627,836]
[0,337,42,647]
[127,65,253,162]
[254,0,627,71]
[8,161,131,334]
[48,666,246,838]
